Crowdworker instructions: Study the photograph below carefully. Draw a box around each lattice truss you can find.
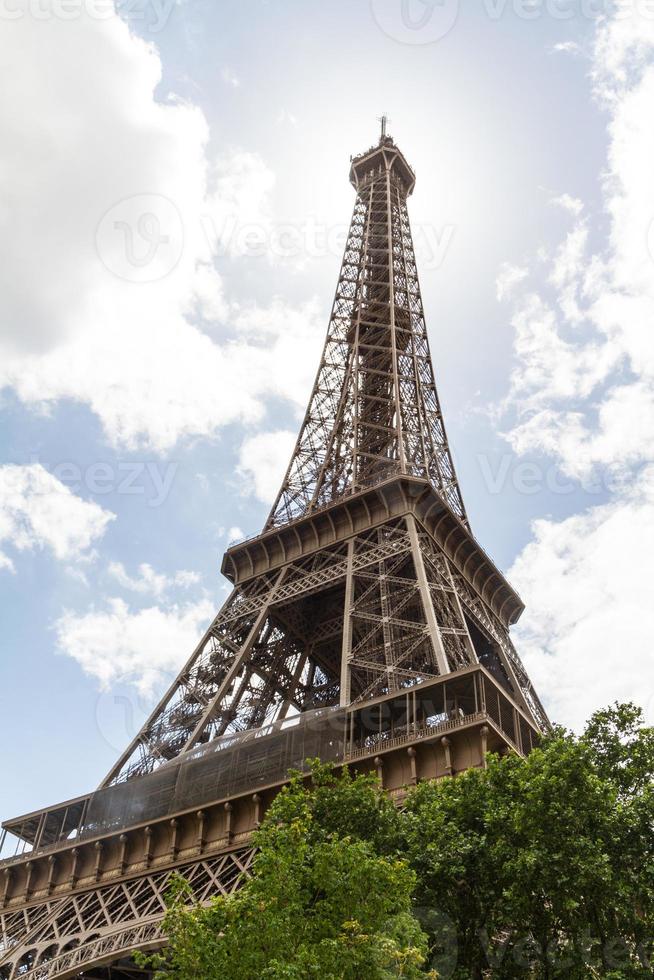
[445,558,549,732]
[106,517,542,785]
[0,848,254,980]
[345,520,471,702]
[266,159,467,530]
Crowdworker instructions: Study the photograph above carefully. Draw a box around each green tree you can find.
[141,763,433,979]
[582,702,654,798]
[580,703,654,974]
[403,705,654,978]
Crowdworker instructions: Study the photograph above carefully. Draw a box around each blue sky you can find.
[1,0,654,832]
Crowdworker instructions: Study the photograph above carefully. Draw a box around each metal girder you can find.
[0,849,255,980]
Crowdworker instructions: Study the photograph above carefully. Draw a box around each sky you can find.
[1,0,654,833]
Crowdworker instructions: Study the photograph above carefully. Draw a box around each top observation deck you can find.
[349,133,416,196]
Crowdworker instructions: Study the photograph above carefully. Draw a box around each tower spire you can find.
[267,132,467,530]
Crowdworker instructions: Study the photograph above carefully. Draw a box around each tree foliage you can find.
[140,705,653,978]
[404,703,654,978]
[141,763,433,979]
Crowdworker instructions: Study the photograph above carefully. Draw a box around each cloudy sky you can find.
[1,0,653,830]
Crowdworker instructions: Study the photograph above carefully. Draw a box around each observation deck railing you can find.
[0,666,537,867]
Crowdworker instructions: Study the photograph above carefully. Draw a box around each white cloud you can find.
[108,561,201,597]
[0,10,211,354]
[551,41,580,55]
[501,7,654,729]
[504,292,621,414]
[549,192,583,217]
[221,66,240,88]
[508,383,654,482]
[0,464,113,571]
[510,470,654,730]
[0,10,321,453]
[502,9,654,481]
[203,150,276,259]
[55,596,214,695]
[496,263,528,301]
[238,429,297,504]
[229,299,324,411]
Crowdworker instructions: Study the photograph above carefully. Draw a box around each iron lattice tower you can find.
[267,135,467,530]
[102,129,545,789]
[0,126,548,980]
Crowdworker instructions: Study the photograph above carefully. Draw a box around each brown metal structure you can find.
[0,124,548,979]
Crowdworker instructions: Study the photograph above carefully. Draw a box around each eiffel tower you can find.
[0,122,548,979]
